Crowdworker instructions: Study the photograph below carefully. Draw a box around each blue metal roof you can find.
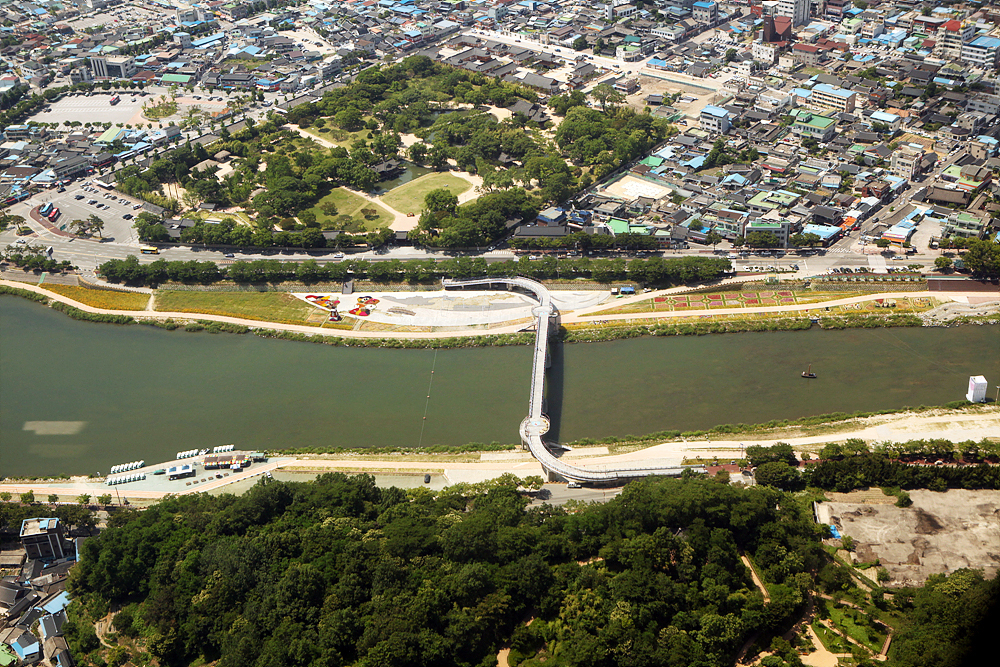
[969,35,1000,48]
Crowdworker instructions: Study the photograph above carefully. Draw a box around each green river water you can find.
[1,296,997,477]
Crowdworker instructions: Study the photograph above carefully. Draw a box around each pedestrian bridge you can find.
[444,277,701,484]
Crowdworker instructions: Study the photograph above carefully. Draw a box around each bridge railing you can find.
[445,277,699,484]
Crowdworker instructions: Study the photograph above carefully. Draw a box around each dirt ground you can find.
[601,173,672,200]
[626,74,723,118]
[818,489,1000,587]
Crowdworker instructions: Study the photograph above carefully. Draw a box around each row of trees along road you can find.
[98,253,731,288]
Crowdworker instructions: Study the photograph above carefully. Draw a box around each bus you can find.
[109,95,121,105]
[47,208,60,222]
[139,245,159,254]
[39,202,53,215]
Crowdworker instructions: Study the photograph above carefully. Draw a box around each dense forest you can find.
[65,474,825,667]
[4,439,995,667]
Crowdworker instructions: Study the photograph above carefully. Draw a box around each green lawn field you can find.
[306,187,393,231]
[380,172,473,215]
[155,291,318,324]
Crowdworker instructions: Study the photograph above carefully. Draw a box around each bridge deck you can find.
[445,278,700,483]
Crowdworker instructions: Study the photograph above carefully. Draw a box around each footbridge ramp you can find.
[444,277,702,483]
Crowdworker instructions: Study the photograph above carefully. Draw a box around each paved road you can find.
[529,484,625,507]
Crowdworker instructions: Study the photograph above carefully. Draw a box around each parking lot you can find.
[29,95,146,126]
[34,184,145,245]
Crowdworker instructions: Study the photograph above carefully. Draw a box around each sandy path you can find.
[741,554,770,603]
[803,625,845,667]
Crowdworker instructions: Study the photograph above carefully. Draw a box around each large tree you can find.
[590,83,625,113]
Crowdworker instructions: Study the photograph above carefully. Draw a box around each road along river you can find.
[2,295,997,477]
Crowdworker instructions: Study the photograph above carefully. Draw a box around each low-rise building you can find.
[692,1,718,24]
[810,83,856,113]
[89,55,137,80]
[962,35,1000,70]
[744,219,791,247]
[700,104,731,134]
[20,518,66,561]
[793,112,837,142]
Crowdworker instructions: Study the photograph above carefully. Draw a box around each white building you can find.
[934,20,975,60]
[700,104,731,134]
[890,144,924,180]
[776,0,809,26]
[89,55,137,80]
[752,41,778,65]
[692,1,718,24]
[962,35,1000,70]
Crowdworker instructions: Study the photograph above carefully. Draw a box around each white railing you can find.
[444,277,703,483]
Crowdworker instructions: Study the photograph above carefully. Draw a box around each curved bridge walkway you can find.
[444,277,702,484]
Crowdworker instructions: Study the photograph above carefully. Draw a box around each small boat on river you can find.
[801,364,817,379]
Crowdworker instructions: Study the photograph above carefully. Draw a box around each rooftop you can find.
[20,518,59,537]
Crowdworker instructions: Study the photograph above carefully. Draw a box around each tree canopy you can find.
[66,474,825,667]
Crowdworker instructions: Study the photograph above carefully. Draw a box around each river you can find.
[1,296,997,477]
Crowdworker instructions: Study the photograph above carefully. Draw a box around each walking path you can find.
[741,554,770,603]
[10,278,991,342]
[564,290,946,325]
[803,625,847,667]
[2,409,994,500]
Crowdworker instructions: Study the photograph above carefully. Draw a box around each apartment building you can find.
[890,144,924,180]
[809,83,856,113]
[700,104,731,134]
[752,41,778,64]
[776,0,810,26]
[934,20,975,60]
[692,1,718,24]
[967,93,1000,116]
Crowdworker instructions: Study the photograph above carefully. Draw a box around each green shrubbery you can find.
[49,301,135,325]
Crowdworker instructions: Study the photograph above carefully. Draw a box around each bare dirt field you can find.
[601,173,672,200]
[817,489,1000,587]
[630,74,723,118]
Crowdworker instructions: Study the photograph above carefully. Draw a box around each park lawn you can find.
[189,209,255,225]
[306,187,393,231]
[811,622,852,654]
[43,284,150,311]
[826,604,886,653]
[155,291,320,324]
[302,125,371,148]
[381,172,472,215]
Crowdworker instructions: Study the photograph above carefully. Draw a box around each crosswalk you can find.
[825,247,857,254]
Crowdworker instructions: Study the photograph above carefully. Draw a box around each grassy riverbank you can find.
[0,282,980,348]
